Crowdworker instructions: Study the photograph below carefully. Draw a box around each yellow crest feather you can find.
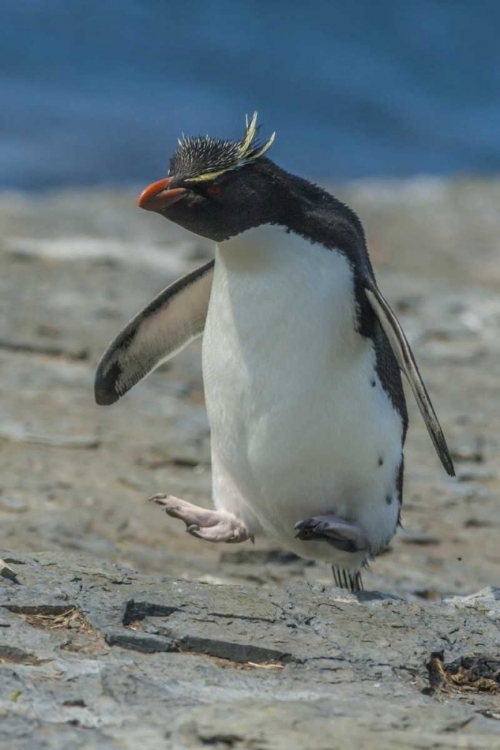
[170,113,276,183]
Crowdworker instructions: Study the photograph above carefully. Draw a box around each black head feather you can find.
[169,112,275,183]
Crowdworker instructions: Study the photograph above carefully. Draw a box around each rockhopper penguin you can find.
[95,114,455,591]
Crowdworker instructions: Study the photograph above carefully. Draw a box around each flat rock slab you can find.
[0,553,500,748]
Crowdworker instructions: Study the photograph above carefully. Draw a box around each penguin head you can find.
[137,114,280,242]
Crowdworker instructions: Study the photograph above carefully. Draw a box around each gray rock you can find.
[0,497,28,513]
[446,587,500,619]
[0,552,499,748]
[399,529,441,546]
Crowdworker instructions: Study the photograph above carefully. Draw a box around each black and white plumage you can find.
[95,114,454,591]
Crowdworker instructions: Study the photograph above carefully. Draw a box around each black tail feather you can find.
[332,566,363,592]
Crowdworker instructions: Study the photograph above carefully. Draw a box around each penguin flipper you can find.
[94,260,214,405]
[364,280,455,477]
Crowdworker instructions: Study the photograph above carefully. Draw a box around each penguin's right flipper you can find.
[364,279,455,477]
[94,260,214,405]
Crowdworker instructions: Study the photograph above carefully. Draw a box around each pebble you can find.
[0,496,28,513]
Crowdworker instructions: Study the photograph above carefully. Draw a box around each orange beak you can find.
[137,177,187,212]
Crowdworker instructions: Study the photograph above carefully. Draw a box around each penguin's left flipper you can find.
[294,516,368,552]
[94,260,214,405]
[364,280,455,477]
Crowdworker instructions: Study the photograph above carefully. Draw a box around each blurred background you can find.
[3,0,500,190]
[1,1,500,597]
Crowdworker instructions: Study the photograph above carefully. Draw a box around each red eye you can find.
[207,183,221,197]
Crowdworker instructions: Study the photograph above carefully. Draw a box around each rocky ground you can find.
[1,180,500,747]
[1,552,500,749]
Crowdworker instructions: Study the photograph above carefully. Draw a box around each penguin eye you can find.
[207,183,221,198]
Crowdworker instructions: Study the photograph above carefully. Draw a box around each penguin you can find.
[95,113,455,591]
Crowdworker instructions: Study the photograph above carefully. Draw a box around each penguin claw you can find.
[149,493,169,504]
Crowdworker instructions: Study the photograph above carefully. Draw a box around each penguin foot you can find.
[149,494,252,543]
[294,515,368,552]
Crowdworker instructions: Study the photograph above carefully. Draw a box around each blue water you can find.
[3,1,500,190]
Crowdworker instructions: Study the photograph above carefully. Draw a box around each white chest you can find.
[202,224,403,557]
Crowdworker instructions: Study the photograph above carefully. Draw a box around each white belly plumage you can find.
[202,225,403,567]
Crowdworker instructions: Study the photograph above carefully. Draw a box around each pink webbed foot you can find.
[149,494,252,543]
